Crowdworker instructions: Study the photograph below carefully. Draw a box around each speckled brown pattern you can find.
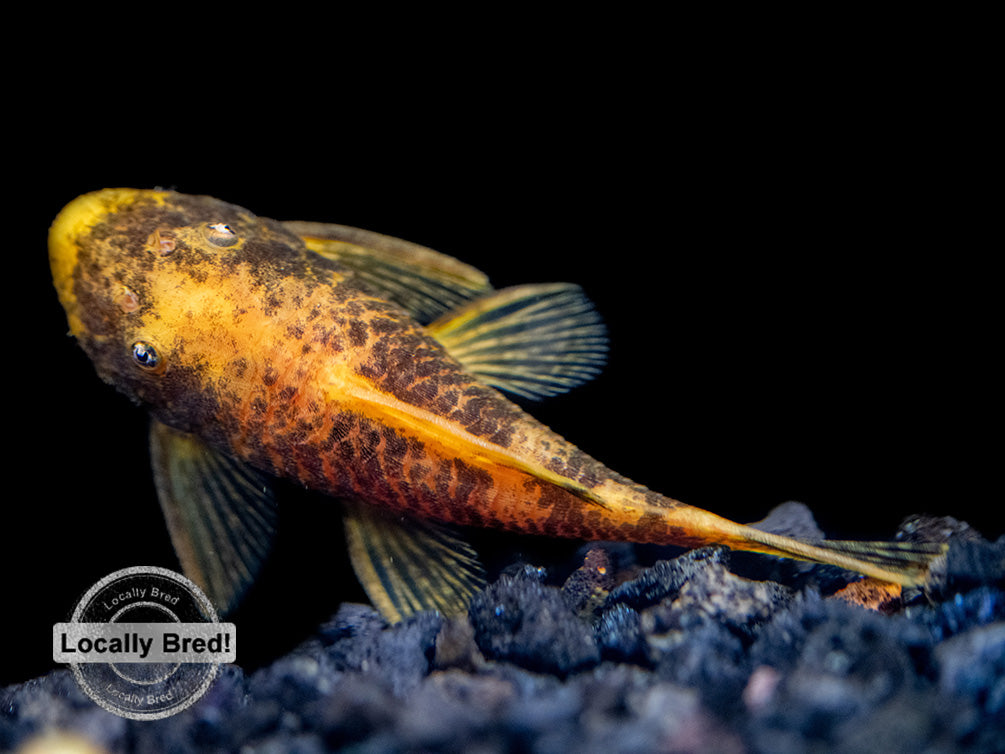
[48,189,946,585]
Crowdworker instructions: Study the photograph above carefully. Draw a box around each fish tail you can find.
[584,485,947,587]
[726,523,948,587]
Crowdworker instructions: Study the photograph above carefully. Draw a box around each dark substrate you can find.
[4,513,1004,754]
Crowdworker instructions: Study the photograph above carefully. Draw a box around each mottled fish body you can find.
[49,189,945,621]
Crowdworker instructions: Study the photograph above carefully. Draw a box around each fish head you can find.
[48,188,317,433]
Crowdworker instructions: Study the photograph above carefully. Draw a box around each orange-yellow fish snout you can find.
[48,189,168,337]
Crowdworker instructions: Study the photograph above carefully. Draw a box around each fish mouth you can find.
[49,188,167,337]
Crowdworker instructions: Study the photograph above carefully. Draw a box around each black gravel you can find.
[4,512,1004,754]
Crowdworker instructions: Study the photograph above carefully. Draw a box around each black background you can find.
[5,20,998,685]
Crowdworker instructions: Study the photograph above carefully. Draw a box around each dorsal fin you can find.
[283,220,492,324]
[427,283,608,400]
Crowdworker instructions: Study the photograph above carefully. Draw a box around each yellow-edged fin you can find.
[427,284,608,401]
[734,524,948,586]
[149,421,279,615]
[799,538,949,584]
[342,500,487,623]
[283,220,492,324]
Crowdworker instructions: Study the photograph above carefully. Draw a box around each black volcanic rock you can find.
[4,512,1004,753]
[469,570,601,677]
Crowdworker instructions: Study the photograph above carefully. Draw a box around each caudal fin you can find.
[734,525,948,587]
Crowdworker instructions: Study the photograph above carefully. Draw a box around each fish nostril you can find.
[117,286,140,313]
[146,228,177,255]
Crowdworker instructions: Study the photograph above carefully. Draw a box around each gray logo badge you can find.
[53,566,236,720]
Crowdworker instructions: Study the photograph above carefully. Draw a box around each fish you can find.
[48,188,947,622]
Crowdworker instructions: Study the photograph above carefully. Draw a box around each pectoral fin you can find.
[342,500,486,622]
[149,420,279,615]
[284,220,492,324]
[427,283,608,400]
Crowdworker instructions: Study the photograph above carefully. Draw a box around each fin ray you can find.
[736,524,947,586]
[283,220,492,324]
[428,283,608,400]
[343,501,486,622]
[149,420,279,615]
[799,538,948,577]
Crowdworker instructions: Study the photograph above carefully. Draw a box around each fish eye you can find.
[203,222,239,247]
[131,341,165,374]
